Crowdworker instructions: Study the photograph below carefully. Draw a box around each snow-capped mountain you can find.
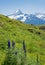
[8,9,45,25]
[35,13,45,20]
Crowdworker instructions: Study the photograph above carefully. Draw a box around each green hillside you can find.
[0,14,45,65]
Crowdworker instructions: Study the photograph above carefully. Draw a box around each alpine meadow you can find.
[0,14,45,65]
[0,0,45,65]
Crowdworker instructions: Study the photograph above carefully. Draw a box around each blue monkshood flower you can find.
[12,41,15,47]
[8,40,10,48]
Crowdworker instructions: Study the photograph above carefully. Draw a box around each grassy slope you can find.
[0,14,45,65]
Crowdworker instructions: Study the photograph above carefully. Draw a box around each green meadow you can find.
[0,14,45,65]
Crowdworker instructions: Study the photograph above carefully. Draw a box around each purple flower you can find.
[8,40,10,48]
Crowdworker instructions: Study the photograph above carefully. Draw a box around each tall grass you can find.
[3,40,27,65]
[1,40,45,65]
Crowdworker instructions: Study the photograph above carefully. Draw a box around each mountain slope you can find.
[0,14,45,65]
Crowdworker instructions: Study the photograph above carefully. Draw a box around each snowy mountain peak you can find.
[15,9,23,15]
[8,10,45,25]
[35,13,45,20]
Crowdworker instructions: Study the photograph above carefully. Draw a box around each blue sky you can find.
[0,0,45,15]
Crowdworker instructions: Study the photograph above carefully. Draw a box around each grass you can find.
[0,14,45,65]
